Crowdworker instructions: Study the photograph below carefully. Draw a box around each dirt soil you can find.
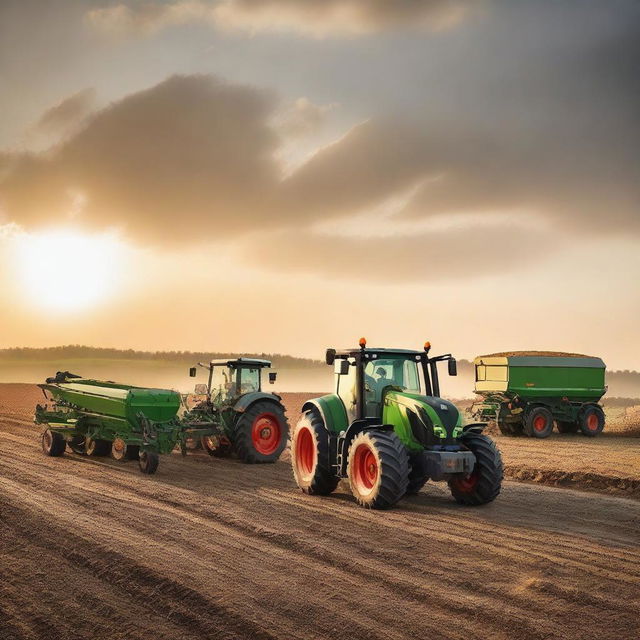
[1,384,640,640]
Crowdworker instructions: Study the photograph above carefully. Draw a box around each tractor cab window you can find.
[364,357,420,417]
[335,358,357,422]
[239,367,260,393]
[210,366,238,400]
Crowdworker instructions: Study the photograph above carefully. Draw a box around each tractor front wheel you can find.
[524,407,554,438]
[347,431,409,509]
[139,451,159,474]
[579,405,605,437]
[291,409,339,495]
[42,429,66,457]
[448,432,503,506]
[233,401,289,463]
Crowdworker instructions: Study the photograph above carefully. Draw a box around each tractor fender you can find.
[233,392,283,413]
[338,420,394,476]
[462,422,487,434]
[301,395,349,435]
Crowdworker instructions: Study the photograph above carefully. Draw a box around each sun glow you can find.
[10,229,126,312]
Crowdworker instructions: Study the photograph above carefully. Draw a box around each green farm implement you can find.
[470,352,607,438]
[186,358,289,463]
[290,339,503,509]
[36,371,220,474]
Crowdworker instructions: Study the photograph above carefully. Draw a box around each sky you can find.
[0,0,639,369]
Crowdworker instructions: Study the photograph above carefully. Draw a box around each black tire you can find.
[201,436,232,458]
[111,438,139,461]
[524,406,554,438]
[556,420,578,434]
[42,429,66,457]
[291,409,339,495]
[126,445,140,460]
[233,400,289,463]
[138,451,159,474]
[406,452,429,495]
[448,432,503,506]
[579,405,605,437]
[85,438,111,456]
[347,430,409,509]
[68,435,86,455]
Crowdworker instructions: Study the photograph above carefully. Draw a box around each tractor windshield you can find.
[238,367,260,393]
[364,356,420,416]
[210,366,237,400]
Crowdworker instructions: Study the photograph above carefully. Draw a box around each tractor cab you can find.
[326,339,458,423]
[189,358,276,404]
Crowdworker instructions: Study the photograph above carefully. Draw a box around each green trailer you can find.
[470,352,607,438]
[36,371,220,473]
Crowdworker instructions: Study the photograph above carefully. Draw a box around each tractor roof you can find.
[333,347,423,358]
[209,358,271,367]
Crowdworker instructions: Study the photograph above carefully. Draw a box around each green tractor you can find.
[291,339,503,509]
[186,358,289,463]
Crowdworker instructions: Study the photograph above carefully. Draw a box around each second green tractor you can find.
[291,340,503,509]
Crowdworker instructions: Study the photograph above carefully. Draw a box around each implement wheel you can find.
[291,409,339,495]
[233,401,289,463]
[138,451,159,475]
[347,430,409,509]
[579,405,605,437]
[524,407,554,438]
[449,432,503,506]
[42,429,66,457]
[111,438,139,461]
[201,436,232,458]
[86,438,111,456]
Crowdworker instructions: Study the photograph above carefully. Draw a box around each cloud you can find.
[86,0,471,38]
[212,0,471,37]
[0,75,281,242]
[272,97,337,140]
[33,88,97,137]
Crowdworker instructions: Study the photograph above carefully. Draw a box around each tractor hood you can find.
[383,390,463,450]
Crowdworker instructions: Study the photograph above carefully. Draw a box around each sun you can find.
[11,228,125,312]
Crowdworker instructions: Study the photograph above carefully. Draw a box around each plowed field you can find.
[1,384,639,640]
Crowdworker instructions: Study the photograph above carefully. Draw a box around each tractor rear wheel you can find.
[291,409,339,495]
[233,401,289,463]
[556,420,578,434]
[524,407,554,438]
[347,431,409,509]
[85,438,111,456]
[449,432,502,505]
[579,405,605,437]
[138,451,159,474]
[42,429,66,457]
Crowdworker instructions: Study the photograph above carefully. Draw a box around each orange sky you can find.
[0,1,639,369]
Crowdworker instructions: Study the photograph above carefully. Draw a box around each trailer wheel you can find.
[524,407,554,438]
[347,431,409,509]
[448,432,503,506]
[233,401,289,463]
[291,409,339,495]
[405,452,429,495]
[579,405,605,437]
[85,438,111,456]
[556,420,578,434]
[139,451,159,474]
[111,438,139,461]
[42,429,66,457]
[201,436,232,458]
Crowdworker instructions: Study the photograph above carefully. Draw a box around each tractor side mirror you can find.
[189,367,197,377]
[326,348,336,365]
[268,372,277,384]
[339,360,350,375]
[448,358,457,376]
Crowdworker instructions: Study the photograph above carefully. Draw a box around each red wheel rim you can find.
[587,413,599,431]
[353,444,378,492]
[295,426,315,478]
[251,413,281,455]
[533,415,548,432]
[453,470,479,493]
